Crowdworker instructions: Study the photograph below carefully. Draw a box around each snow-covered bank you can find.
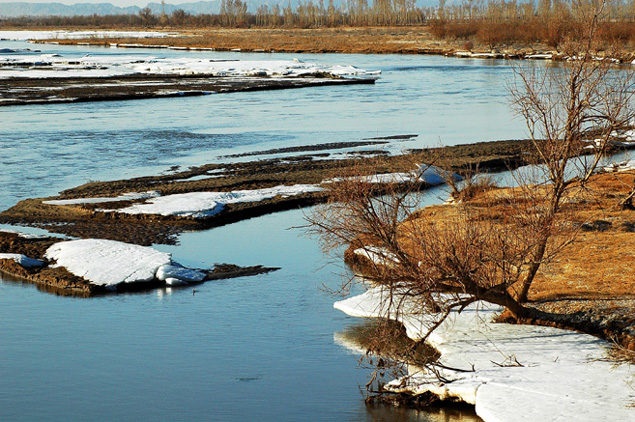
[0,30,176,41]
[44,184,324,218]
[0,50,380,79]
[0,253,44,268]
[335,287,635,421]
[328,165,457,186]
[45,239,205,288]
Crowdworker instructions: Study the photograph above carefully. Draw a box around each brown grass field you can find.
[29,26,543,56]
[400,170,635,302]
[24,26,635,61]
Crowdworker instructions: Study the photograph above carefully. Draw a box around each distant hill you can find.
[0,2,139,17]
[0,0,440,18]
[0,1,223,17]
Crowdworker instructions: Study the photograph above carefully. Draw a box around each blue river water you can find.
[0,39,531,421]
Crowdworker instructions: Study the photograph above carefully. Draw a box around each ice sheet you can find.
[335,287,635,421]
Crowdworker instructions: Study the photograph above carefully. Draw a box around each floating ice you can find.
[335,287,635,421]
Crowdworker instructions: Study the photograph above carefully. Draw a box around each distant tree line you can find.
[430,0,635,49]
[3,0,635,48]
[0,0,429,29]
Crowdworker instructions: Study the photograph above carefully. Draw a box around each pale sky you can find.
[0,0,199,7]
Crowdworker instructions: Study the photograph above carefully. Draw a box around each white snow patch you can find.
[0,253,44,268]
[0,52,380,80]
[335,287,635,421]
[0,30,175,41]
[44,239,205,287]
[100,184,324,218]
[353,246,400,266]
[602,160,635,173]
[525,53,553,60]
[328,165,458,186]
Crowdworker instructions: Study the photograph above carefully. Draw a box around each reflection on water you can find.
[336,320,483,422]
[365,403,483,422]
[335,319,439,367]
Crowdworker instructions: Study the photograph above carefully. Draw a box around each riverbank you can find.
[334,164,635,418]
[335,291,635,421]
[342,165,635,349]
[18,27,635,62]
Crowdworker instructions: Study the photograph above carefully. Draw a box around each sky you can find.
[0,0,197,7]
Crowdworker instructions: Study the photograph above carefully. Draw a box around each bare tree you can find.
[509,0,635,302]
[138,7,156,27]
[308,0,635,359]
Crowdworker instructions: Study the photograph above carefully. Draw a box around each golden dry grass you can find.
[47,27,476,54]
[405,170,635,302]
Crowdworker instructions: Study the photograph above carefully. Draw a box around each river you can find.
[0,38,529,421]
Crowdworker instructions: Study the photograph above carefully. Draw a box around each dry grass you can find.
[47,27,472,54]
[404,170,635,302]
[41,25,635,59]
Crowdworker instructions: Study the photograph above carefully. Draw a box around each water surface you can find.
[0,40,531,421]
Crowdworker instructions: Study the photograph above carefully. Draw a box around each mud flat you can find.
[0,74,375,106]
